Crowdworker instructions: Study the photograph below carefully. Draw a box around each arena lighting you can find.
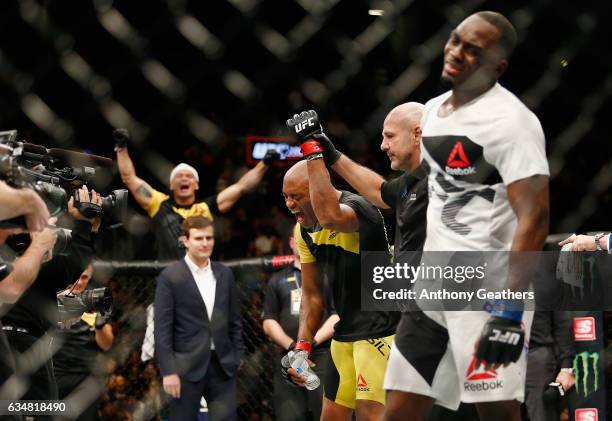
[368,9,385,16]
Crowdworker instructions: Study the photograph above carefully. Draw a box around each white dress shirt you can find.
[184,254,217,350]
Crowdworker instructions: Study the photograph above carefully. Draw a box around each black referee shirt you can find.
[380,165,428,254]
[262,265,335,350]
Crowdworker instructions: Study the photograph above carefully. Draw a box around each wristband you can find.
[287,341,296,351]
[488,299,523,322]
[607,234,612,255]
[594,233,605,251]
[306,153,323,161]
[300,140,323,157]
[294,340,312,355]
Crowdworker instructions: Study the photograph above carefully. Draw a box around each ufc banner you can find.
[570,311,606,421]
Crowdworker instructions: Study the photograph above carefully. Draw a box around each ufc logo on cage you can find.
[575,408,598,421]
[295,117,316,133]
[489,329,520,345]
[574,317,596,341]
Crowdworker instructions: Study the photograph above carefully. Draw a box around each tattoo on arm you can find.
[136,183,153,199]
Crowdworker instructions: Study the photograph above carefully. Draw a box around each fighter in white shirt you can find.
[383,11,549,421]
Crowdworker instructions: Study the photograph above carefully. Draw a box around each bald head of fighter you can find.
[380,102,424,172]
[442,11,517,94]
[282,161,319,229]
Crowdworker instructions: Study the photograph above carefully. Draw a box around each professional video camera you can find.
[0,129,127,230]
[57,287,113,320]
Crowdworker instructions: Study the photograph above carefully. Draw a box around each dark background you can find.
[0,0,610,258]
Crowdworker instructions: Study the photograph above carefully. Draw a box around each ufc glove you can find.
[286,110,324,160]
[286,110,342,166]
[475,301,524,367]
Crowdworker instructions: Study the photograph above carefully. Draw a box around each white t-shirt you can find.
[420,83,549,251]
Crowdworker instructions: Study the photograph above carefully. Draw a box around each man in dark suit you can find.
[155,215,245,420]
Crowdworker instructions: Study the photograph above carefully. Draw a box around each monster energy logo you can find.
[574,351,600,397]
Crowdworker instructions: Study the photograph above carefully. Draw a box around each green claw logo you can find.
[574,351,600,397]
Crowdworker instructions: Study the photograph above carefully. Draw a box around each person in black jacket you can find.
[525,311,575,421]
[263,230,338,420]
[155,215,245,421]
[1,186,99,402]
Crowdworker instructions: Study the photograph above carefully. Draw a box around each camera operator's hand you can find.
[29,218,58,263]
[95,312,108,330]
[22,189,51,233]
[68,186,102,231]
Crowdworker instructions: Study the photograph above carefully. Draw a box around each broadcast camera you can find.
[0,129,127,230]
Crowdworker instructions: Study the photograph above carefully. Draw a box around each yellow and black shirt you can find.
[143,188,219,261]
[295,191,398,342]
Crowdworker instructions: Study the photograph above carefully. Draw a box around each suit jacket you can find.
[154,259,245,382]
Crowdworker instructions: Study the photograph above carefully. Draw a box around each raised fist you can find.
[113,128,130,152]
[286,110,322,144]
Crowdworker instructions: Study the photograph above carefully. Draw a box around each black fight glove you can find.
[113,128,130,152]
[286,110,342,166]
[474,316,524,367]
[286,110,324,161]
[263,149,280,166]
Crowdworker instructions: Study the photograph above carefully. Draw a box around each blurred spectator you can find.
[115,132,276,261]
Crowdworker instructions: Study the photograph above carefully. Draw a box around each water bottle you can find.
[281,350,321,390]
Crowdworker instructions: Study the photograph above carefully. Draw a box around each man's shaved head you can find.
[381,102,424,172]
[283,160,309,187]
[474,11,517,58]
[385,102,424,129]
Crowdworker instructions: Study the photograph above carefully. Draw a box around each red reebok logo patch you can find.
[465,356,497,381]
[447,141,471,168]
[356,374,368,387]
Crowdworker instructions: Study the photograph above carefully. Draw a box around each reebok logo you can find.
[356,374,370,392]
[446,141,476,176]
[328,230,338,241]
[575,408,598,421]
[295,117,316,133]
[574,317,596,341]
[464,357,503,392]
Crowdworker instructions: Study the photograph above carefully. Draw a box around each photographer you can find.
[0,223,57,398]
[0,224,57,304]
[0,179,50,232]
[1,185,100,401]
[54,264,114,421]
